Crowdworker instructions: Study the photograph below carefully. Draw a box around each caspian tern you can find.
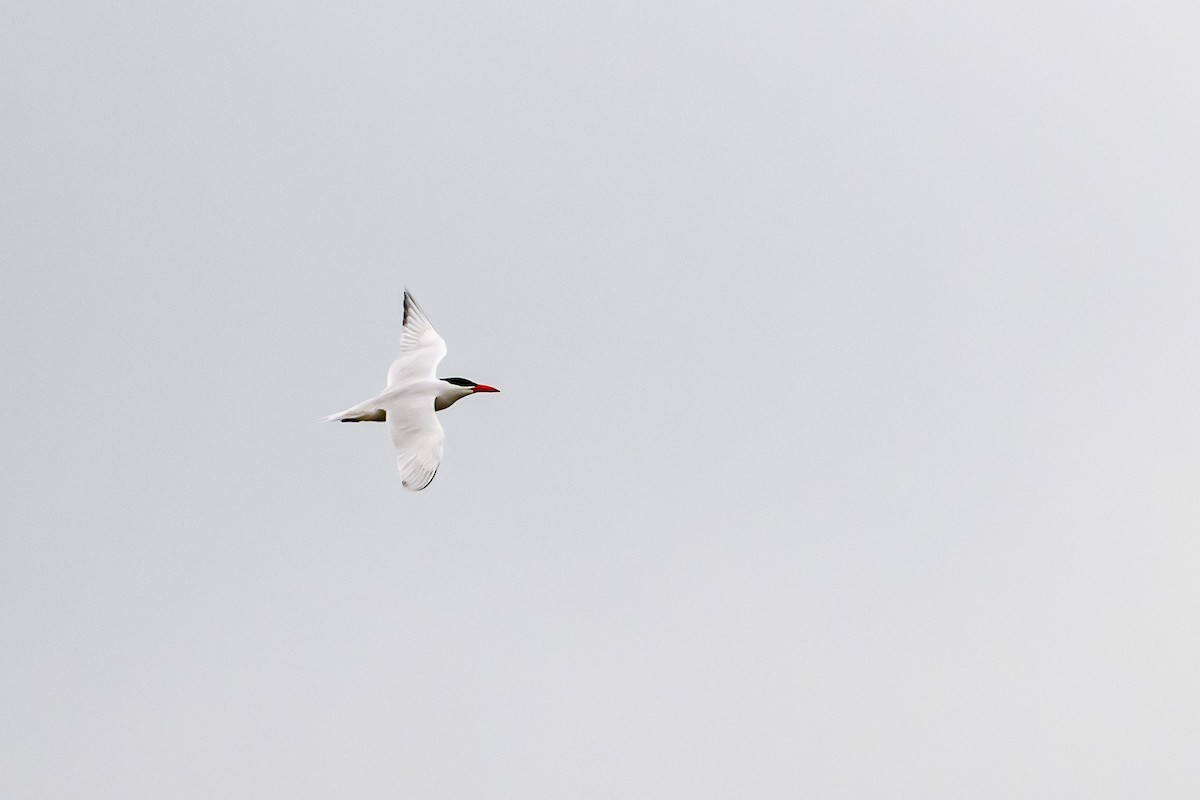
[322,290,499,490]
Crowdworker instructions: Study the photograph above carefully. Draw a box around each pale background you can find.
[3,2,1199,797]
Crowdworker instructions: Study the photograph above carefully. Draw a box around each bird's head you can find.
[435,377,500,410]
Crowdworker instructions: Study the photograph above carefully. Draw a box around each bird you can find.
[322,290,499,490]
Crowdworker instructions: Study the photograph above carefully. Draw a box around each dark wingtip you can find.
[402,288,421,327]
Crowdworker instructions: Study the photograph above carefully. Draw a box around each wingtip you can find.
[402,288,416,324]
[402,289,430,328]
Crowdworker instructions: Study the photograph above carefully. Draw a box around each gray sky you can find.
[3,1,1199,797]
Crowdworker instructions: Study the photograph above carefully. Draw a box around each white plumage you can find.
[322,291,498,491]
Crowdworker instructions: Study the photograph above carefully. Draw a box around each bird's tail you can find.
[321,389,399,423]
[320,408,386,423]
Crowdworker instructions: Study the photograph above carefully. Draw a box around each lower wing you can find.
[388,395,445,491]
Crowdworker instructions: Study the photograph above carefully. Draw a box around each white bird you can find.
[322,290,499,490]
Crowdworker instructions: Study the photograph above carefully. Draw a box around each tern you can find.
[322,290,499,490]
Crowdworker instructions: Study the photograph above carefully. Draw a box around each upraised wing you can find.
[388,392,445,491]
[387,290,447,388]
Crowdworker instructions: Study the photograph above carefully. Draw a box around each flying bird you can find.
[322,290,499,490]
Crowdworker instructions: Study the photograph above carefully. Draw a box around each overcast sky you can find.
[3,1,1200,797]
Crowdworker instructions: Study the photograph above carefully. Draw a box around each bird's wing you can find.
[389,393,445,491]
[387,290,447,388]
